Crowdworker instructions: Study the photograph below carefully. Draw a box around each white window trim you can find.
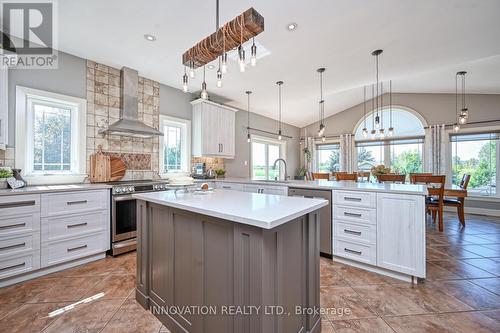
[15,86,87,185]
[159,115,191,177]
[314,139,340,173]
[448,125,500,199]
[250,134,287,180]
[0,67,8,149]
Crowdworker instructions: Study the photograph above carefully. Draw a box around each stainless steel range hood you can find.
[99,67,163,138]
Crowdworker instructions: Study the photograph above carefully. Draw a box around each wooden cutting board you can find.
[110,156,126,181]
[90,145,111,183]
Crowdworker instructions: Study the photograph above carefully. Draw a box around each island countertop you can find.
[133,189,328,229]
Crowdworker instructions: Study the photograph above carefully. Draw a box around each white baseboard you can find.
[444,206,500,217]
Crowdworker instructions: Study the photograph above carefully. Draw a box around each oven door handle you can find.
[113,195,135,202]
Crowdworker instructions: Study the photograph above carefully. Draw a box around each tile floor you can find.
[0,213,499,332]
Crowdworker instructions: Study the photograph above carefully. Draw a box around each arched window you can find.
[354,107,427,177]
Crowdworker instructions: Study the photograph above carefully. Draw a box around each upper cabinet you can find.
[191,99,237,159]
[0,68,7,149]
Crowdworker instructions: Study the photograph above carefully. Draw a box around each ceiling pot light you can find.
[144,34,156,41]
[207,64,215,70]
[287,23,298,31]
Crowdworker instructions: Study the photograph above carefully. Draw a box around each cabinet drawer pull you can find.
[67,222,88,229]
[0,223,26,230]
[344,197,362,202]
[222,186,231,189]
[344,248,362,255]
[0,262,25,272]
[344,212,362,218]
[344,229,362,236]
[0,242,26,251]
[67,244,88,252]
[0,200,35,209]
[67,200,88,205]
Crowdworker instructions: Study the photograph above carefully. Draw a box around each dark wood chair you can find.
[377,174,406,184]
[410,173,433,184]
[332,172,346,180]
[311,172,330,180]
[413,175,446,231]
[357,171,371,182]
[443,174,470,227]
[336,173,358,181]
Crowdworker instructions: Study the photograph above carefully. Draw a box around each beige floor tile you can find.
[100,299,162,333]
[331,317,395,333]
[431,280,500,310]
[0,302,66,333]
[83,274,136,300]
[320,286,377,321]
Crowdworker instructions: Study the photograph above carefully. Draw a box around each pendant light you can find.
[238,45,246,72]
[221,52,228,73]
[215,0,223,88]
[317,68,326,138]
[379,81,385,138]
[372,49,383,131]
[454,72,463,132]
[457,71,468,125]
[246,91,252,142]
[251,38,257,66]
[216,57,223,88]
[200,66,209,100]
[276,81,283,140]
[388,80,394,136]
[362,85,368,138]
[182,66,189,93]
[189,60,196,78]
[370,84,376,138]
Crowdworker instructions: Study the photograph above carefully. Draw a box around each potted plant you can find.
[371,164,391,180]
[295,167,308,180]
[215,168,226,179]
[0,167,13,189]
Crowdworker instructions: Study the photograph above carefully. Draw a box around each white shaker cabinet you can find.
[191,99,237,158]
[376,192,426,278]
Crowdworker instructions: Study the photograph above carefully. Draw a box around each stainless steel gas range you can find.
[109,180,169,256]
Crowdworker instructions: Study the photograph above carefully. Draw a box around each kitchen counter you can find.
[0,183,112,196]
[133,189,327,229]
[197,178,428,196]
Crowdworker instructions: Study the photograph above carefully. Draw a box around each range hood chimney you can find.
[98,67,163,138]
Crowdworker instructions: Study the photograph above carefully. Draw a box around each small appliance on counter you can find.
[191,162,216,179]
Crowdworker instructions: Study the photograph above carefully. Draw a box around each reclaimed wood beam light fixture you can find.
[182,8,264,69]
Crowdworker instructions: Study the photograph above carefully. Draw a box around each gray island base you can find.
[133,190,328,333]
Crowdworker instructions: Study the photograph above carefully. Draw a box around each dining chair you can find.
[332,172,347,180]
[357,171,371,183]
[311,172,330,180]
[335,173,358,181]
[413,175,446,231]
[409,173,433,184]
[377,174,406,184]
[443,174,471,227]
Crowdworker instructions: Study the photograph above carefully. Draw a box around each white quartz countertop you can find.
[0,183,112,196]
[196,178,428,196]
[133,189,328,229]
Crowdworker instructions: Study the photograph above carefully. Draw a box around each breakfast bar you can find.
[133,189,328,333]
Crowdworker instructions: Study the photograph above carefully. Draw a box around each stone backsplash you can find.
[86,60,160,180]
[191,157,225,172]
[0,147,14,168]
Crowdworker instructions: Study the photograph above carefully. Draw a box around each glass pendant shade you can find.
[362,128,368,138]
[454,123,460,132]
[388,127,394,136]
[251,41,257,66]
[182,72,188,93]
[221,53,228,73]
[189,61,195,78]
[216,69,222,88]
[379,128,385,138]
[201,82,208,100]
[238,46,246,72]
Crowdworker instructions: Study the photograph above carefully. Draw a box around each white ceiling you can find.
[57,0,500,127]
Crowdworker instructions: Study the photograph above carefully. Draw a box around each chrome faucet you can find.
[272,158,288,181]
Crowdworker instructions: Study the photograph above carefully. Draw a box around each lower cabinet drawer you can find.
[334,239,376,265]
[0,212,40,237]
[334,206,376,225]
[42,210,108,242]
[0,251,40,280]
[41,232,107,267]
[335,221,376,245]
[0,233,40,259]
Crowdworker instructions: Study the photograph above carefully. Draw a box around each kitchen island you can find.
[133,189,328,333]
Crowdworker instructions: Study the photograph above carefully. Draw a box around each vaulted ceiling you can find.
[55,0,500,127]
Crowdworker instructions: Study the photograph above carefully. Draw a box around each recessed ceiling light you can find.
[287,23,298,31]
[144,34,156,41]
[207,64,215,69]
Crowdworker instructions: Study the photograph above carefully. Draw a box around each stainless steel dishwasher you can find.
[288,187,332,258]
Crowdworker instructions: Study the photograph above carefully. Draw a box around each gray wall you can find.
[6,49,300,179]
[302,93,500,137]
[7,51,87,145]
